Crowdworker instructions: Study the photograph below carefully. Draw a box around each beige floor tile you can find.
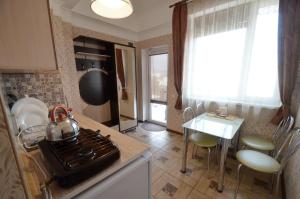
[194,172,272,199]
[127,128,171,148]
[126,132,147,141]
[205,187,237,199]
[153,150,180,171]
[186,155,207,169]
[167,159,205,187]
[136,133,157,143]
[245,190,272,199]
[194,175,216,194]
[148,137,171,148]
[187,147,219,169]
[250,174,272,194]
[153,173,193,199]
[150,145,161,154]
[161,140,182,158]
[187,189,212,199]
[224,187,272,199]
[127,124,275,199]
[155,131,183,143]
[225,171,252,192]
[126,131,139,138]
[201,178,248,199]
[229,165,272,193]
[152,164,165,183]
[161,140,194,158]
[148,130,168,136]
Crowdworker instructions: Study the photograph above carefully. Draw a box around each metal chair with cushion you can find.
[241,115,294,153]
[234,128,300,199]
[183,107,218,172]
[196,102,205,116]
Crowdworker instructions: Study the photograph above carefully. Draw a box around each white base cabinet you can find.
[75,152,152,199]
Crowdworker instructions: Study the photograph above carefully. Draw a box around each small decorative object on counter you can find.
[46,105,80,142]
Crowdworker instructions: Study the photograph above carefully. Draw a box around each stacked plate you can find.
[11,96,49,131]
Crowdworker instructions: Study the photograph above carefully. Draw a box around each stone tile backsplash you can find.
[0,73,65,107]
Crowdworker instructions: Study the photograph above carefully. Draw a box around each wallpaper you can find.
[51,15,82,113]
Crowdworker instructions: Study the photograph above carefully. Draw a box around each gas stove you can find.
[38,128,120,187]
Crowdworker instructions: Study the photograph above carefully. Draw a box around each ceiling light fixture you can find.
[91,0,133,19]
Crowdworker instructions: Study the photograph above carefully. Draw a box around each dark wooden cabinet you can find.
[74,36,119,126]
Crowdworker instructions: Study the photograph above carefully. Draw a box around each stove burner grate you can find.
[48,129,118,170]
[38,128,120,187]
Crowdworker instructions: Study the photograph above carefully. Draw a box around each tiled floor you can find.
[126,124,276,199]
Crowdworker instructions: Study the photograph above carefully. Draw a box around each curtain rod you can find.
[169,0,192,8]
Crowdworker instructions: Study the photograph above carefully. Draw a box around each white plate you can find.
[15,104,48,119]
[16,106,49,130]
[12,96,48,118]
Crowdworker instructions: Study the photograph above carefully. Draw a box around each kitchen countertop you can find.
[14,112,150,199]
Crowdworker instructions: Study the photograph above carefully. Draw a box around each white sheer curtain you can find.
[183,0,281,108]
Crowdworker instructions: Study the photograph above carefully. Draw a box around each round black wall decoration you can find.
[79,70,110,106]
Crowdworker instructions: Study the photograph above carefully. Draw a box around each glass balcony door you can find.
[148,53,168,125]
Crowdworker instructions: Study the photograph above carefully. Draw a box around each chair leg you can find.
[214,145,218,164]
[270,173,276,193]
[192,144,195,159]
[207,148,211,174]
[216,143,220,164]
[234,164,243,199]
[274,172,281,197]
[195,146,199,159]
[271,150,275,158]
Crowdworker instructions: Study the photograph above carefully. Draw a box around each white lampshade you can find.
[91,0,133,19]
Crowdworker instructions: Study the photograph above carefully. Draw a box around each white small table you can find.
[181,112,244,192]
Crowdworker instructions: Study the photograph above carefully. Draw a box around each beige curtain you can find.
[172,2,188,110]
[271,0,300,124]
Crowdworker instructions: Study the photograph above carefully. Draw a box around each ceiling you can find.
[60,0,177,33]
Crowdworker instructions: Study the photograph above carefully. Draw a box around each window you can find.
[183,0,281,107]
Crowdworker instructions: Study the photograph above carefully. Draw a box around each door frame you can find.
[147,47,169,127]
[114,44,139,132]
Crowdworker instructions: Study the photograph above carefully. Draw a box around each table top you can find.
[182,112,244,139]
